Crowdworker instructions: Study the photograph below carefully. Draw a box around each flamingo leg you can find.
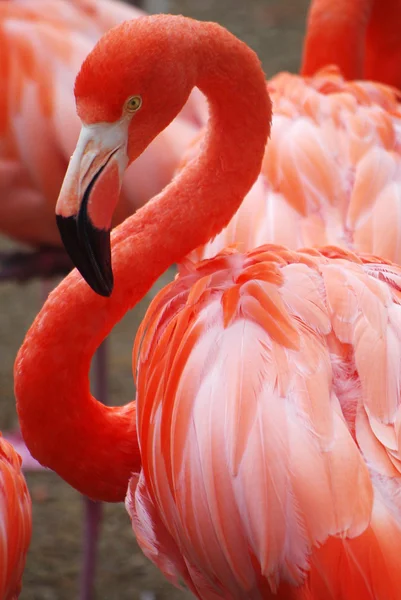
[79,338,109,600]
[80,499,103,600]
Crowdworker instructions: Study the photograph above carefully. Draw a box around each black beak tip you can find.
[56,214,114,298]
[90,269,113,298]
[95,269,113,298]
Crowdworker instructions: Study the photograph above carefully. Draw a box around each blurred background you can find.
[1,0,310,598]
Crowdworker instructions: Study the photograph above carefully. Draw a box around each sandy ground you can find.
[0,0,310,598]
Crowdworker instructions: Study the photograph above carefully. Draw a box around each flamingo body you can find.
[0,434,31,600]
[128,245,401,599]
[192,68,401,264]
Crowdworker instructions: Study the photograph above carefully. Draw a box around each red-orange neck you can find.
[365,0,401,88]
[301,0,401,88]
[15,286,140,502]
[15,19,271,503]
[301,0,374,80]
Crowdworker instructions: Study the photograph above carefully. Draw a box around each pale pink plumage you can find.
[0,0,202,246]
[191,68,401,264]
[127,245,401,599]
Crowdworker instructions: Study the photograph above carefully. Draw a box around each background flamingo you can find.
[15,11,401,599]
[0,433,31,599]
[301,0,401,88]
[0,0,202,271]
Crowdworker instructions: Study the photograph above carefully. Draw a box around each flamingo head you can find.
[56,15,197,296]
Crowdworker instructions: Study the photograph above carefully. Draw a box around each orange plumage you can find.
[0,434,31,599]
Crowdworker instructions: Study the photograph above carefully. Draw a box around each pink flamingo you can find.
[15,13,401,598]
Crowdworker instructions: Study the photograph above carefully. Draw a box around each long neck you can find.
[15,22,271,503]
[301,0,401,88]
[365,0,401,88]
[301,0,374,79]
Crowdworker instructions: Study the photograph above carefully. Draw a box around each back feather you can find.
[127,246,401,599]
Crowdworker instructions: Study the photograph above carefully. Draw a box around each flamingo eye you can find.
[125,95,142,113]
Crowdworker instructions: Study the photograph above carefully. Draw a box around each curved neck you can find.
[301,0,374,80]
[15,20,271,503]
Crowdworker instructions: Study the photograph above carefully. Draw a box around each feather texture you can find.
[127,246,401,599]
[190,68,401,265]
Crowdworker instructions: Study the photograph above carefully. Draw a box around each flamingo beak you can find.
[56,122,129,297]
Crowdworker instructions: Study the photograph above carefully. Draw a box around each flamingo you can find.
[0,0,202,271]
[0,433,31,599]
[14,13,401,598]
